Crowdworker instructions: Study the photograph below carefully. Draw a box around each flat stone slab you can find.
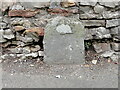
[44,16,85,64]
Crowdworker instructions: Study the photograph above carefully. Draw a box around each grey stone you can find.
[103,11,120,19]
[106,19,120,28]
[1,41,11,47]
[111,43,120,51]
[0,54,9,60]
[25,52,38,58]
[110,26,120,35]
[113,35,120,42]
[81,20,105,27]
[93,43,111,53]
[56,24,73,34]
[94,4,104,14]
[0,29,7,43]
[38,51,44,56]
[3,29,15,39]
[9,3,25,10]
[11,41,25,47]
[99,1,119,8]
[33,18,48,27]
[50,1,61,8]
[110,52,120,62]
[10,18,23,25]
[17,34,33,43]
[8,47,30,54]
[11,18,31,28]
[0,22,7,29]
[25,32,39,42]
[0,17,2,22]
[80,13,103,19]
[85,27,111,40]
[8,48,23,54]
[100,50,115,58]
[94,27,111,39]
[31,45,41,52]
[1,1,16,11]
[21,2,50,9]
[44,16,85,64]
[22,47,31,54]
[80,0,97,6]
[79,6,93,13]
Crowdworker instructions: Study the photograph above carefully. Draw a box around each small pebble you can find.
[92,60,97,65]
[0,60,2,63]
[55,75,61,78]
[30,64,34,67]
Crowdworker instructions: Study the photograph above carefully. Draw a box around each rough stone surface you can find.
[100,50,115,58]
[102,11,120,19]
[106,19,120,28]
[79,0,97,6]
[0,29,7,43]
[110,53,119,62]
[3,29,15,40]
[93,43,111,53]
[0,22,7,29]
[13,26,25,31]
[44,16,85,64]
[85,27,111,40]
[21,2,50,9]
[31,45,41,52]
[38,51,44,56]
[111,43,120,51]
[80,13,103,19]
[94,4,104,14]
[110,26,120,35]
[99,1,119,8]
[8,10,40,17]
[9,3,25,10]
[81,20,105,27]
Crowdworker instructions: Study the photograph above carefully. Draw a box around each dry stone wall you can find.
[0,0,120,62]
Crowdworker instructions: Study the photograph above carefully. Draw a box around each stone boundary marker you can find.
[44,16,85,64]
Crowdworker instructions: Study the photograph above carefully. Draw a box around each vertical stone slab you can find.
[44,16,85,64]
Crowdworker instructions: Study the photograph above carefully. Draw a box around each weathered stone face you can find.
[44,16,85,64]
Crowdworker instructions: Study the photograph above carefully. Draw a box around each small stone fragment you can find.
[81,20,105,27]
[110,54,119,62]
[31,45,41,52]
[93,43,111,53]
[92,60,97,65]
[38,51,44,56]
[111,43,120,51]
[55,75,61,78]
[0,59,2,63]
[100,50,115,58]
[30,64,34,67]
[0,22,7,29]
[9,3,25,10]
[106,19,119,28]
[94,4,104,14]
[25,52,38,58]
[0,29,7,43]
[80,0,97,6]
[3,29,15,39]
[13,26,25,31]
[99,1,119,8]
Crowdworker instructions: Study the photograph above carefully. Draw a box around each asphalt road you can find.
[1,62,118,88]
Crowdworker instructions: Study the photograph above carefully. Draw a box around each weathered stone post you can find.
[44,16,85,64]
